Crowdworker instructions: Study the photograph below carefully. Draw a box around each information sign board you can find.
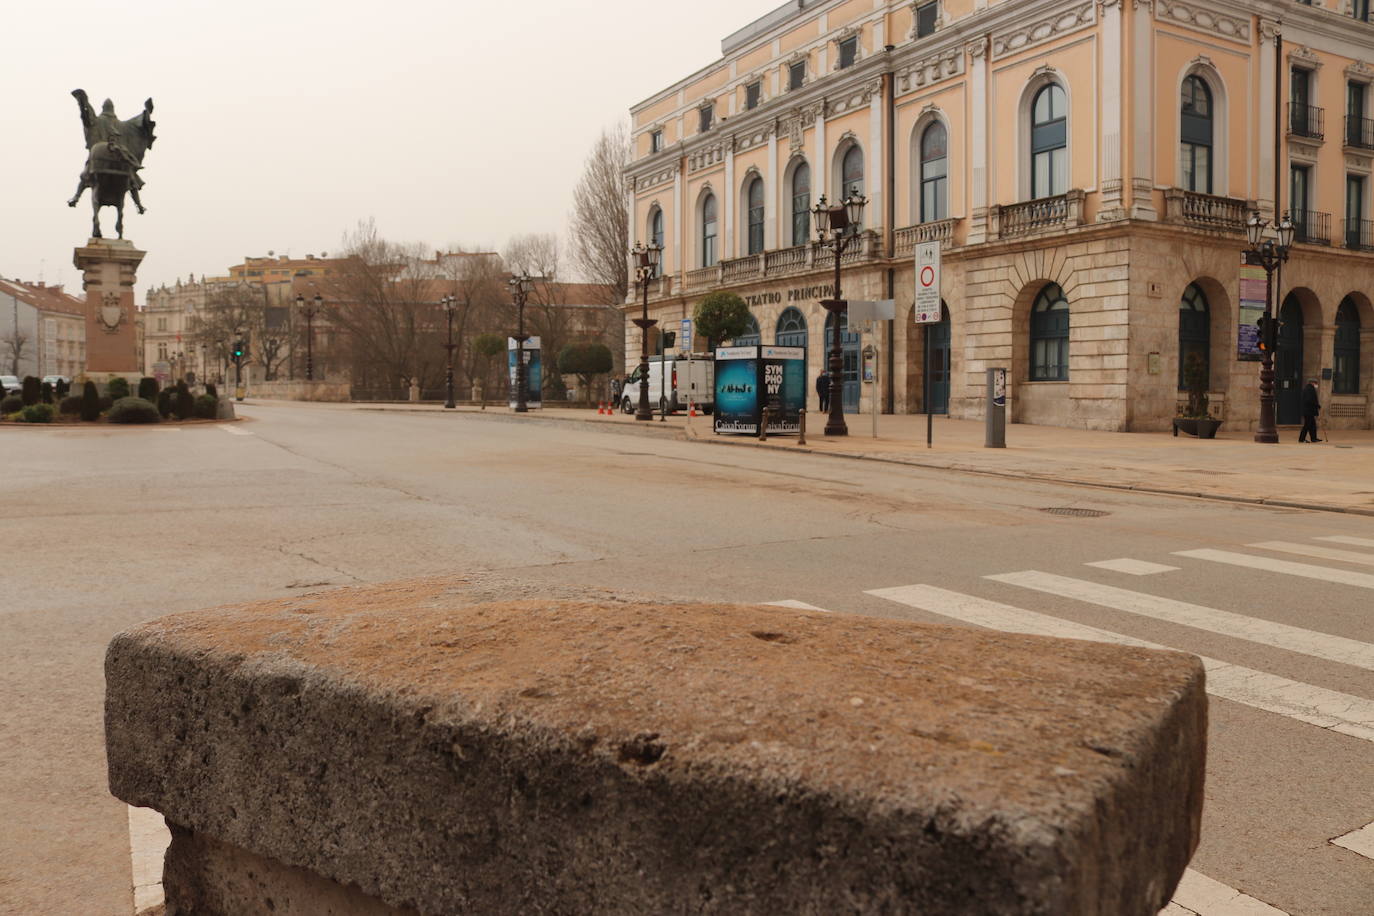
[507,336,542,408]
[714,345,805,435]
[914,242,942,324]
[1238,256,1266,361]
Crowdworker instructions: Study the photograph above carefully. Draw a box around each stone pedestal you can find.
[74,238,145,381]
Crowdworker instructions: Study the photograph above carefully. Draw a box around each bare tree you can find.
[568,124,630,305]
[505,234,578,398]
[438,251,509,396]
[188,283,267,381]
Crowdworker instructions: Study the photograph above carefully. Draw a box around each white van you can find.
[620,355,714,414]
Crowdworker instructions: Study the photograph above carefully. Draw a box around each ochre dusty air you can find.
[625,0,1374,431]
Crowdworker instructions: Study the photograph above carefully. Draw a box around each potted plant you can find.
[1173,352,1221,438]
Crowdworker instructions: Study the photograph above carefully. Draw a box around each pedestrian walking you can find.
[1299,379,1322,443]
[815,369,830,412]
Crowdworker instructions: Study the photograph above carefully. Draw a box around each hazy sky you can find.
[6,0,783,297]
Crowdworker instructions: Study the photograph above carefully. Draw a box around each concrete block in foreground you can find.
[105,580,1206,915]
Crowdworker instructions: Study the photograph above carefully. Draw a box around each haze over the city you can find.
[4,0,781,291]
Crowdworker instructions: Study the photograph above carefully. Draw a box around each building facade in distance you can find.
[626,0,1374,430]
[0,278,87,381]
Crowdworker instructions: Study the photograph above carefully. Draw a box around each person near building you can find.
[1299,379,1322,443]
[815,369,830,412]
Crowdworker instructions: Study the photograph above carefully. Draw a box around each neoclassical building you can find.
[624,0,1374,430]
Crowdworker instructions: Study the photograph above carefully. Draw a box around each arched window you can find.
[746,177,765,255]
[1178,283,1210,389]
[775,306,808,349]
[701,192,718,267]
[1031,84,1067,199]
[791,162,811,246]
[1180,76,1213,193]
[1030,283,1069,380]
[841,145,864,232]
[734,312,761,347]
[649,208,664,276]
[1335,297,1361,394]
[920,122,948,222]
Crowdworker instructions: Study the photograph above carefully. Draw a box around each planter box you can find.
[1173,417,1221,439]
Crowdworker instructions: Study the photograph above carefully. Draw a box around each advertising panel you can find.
[1238,256,1267,361]
[508,336,542,408]
[762,345,805,432]
[714,346,758,434]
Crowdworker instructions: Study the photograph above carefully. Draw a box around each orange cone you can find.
[597,401,606,415]
[688,401,696,418]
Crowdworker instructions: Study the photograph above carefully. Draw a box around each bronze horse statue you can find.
[67,89,156,239]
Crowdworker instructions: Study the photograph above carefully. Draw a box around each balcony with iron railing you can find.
[1291,209,1332,245]
[1163,189,1251,233]
[1289,103,1325,141]
[1345,217,1374,251]
[1346,115,1374,150]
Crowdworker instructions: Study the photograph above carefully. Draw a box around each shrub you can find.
[194,394,218,419]
[174,381,195,420]
[19,403,54,423]
[21,376,40,406]
[99,395,114,412]
[156,389,173,418]
[59,395,82,415]
[138,377,159,401]
[55,378,69,399]
[107,397,160,424]
[693,291,752,352]
[205,382,218,399]
[80,380,101,421]
[1,395,22,415]
[1182,352,1209,419]
[40,381,54,404]
[107,377,131,400]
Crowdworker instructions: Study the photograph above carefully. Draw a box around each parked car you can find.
[621,355,714,415]
[0,376,20,396]
[41,375,70,391]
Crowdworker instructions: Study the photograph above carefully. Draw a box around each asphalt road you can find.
[2,401,1371,915]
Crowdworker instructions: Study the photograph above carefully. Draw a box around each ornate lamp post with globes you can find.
[510,274,534,412]
[1244,210,1295,444]
[812,187,867,436]
[629,241,662,421]
[440,294,458,409]
[295,293,323,381]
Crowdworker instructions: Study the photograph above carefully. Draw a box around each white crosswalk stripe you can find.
[765,599,830,612]
[865,584,1374,743]
[1175,548,1374,590]
[1316,535,1374,549]
[1086,558,1180,575]
[1247,540,1374,568]
[985,571,1374,671]
[1163,869,1289,915]
[220,425,253,436]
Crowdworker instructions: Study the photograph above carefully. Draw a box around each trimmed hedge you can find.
[19,403,54,423]
[194,394,218,419]
[107,397,161,424]
[59,395,83,415]
[39,381,54,404]
[21,376,40,406]
[156,390,173,418]
[138,377,159,401]
[55,378,70,399]
[1,395,21,415]
[174,381,195,420]
[205,383,218,399]
[107,377,131,400]
[80,380,101,421]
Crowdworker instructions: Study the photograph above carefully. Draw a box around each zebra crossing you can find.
[774,531,1374,916]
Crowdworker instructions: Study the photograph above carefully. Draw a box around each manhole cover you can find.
[1040,507,1110,518]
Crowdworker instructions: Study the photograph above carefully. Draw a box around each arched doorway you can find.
[824,310,860,412]
[1277,294,1304,424]
[923,303,951,414]
[1178,283,1210,390]
[775,307,808,350]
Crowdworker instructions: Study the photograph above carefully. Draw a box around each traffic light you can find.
[232,339,245,362]
[1255,316,1280,352]
[662,331,676,351]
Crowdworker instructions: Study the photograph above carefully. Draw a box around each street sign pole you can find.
[870,321,879,439]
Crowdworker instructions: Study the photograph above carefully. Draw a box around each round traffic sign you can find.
[920,265,935,287]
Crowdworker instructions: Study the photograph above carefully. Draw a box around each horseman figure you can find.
[68,89,156,239]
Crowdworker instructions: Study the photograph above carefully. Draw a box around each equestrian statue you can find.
[67,89,156,239]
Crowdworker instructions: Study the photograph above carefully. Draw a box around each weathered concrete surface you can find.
[106,578,1206,915]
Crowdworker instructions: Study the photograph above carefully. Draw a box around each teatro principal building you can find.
[623,0,1374,431]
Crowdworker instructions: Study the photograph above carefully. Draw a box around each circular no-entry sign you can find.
[920,265,936,288]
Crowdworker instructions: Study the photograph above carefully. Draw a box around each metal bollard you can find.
[759,406,771,441]
[798,408,806,446]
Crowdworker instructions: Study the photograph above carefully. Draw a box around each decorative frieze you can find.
[688,143,727,173]
[897,48,964,94]
[734,123,775,154]
[1288,45,1322,69]
[1156,1,1250,42]
[784,113,804,154]
[991,3,1095,59]
[826,80,883,117]
[1346,60,1374,82]
[634,167,676,192]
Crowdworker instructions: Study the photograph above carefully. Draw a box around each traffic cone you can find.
[688,401,696,418]
[597,401,605,415]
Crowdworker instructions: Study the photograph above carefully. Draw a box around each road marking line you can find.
[864,585,1374,743]
[1332,820,1374,860]
[127,804,169,913]
[1248,540,1374,568]
[985,571,1374,671]
[1316,535,1374,549]
[765,599,831,612]
[220,425,253,436]
[153,428,182,433]
[1175,548,1374,591]
[1085,558,1180,576]
[1164,868,1289,915]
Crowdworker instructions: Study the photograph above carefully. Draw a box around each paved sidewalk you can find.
[280,399,1374,516]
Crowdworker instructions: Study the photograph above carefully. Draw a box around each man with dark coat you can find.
[1299,379,1322,443]
[815,369,830,412]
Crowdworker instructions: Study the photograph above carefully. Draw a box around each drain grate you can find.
[1040,507,1110,518]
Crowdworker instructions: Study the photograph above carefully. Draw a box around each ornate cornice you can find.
[897,48,965,94]
[1259,18,1281,41]
[965,37,989,61]
[733,123,775,154]
[826,81,881,117]
[991,2,1096,60]
[687,143,727,173]
[1347,60,1374,82]
[1289,45,1323,70]
[632,166,676,193]
[1156,1,1250,42]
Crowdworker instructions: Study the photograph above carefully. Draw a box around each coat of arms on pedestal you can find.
[99,292,123,331]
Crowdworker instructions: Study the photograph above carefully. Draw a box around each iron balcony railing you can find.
[1346,115,1374,149]
[1345,217,1374,251]
[1001,195,1068,237]
[1289,103,1325,140]
[1291,209,1331,245]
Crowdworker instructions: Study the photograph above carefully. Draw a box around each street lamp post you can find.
[295,293,322,381]
[440,294,458,409]
[812,187,868,436]
[510,275,534,412]
[629,241,662,421]
[1244,210,1296,444]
